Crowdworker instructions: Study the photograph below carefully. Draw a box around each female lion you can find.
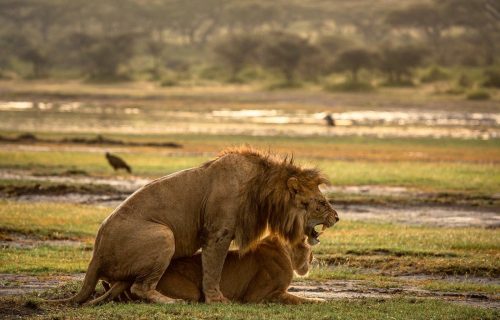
[89,236,322,305]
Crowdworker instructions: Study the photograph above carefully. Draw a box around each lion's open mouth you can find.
[307,223,327,246]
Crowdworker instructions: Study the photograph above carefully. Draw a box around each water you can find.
[1,101,498,139]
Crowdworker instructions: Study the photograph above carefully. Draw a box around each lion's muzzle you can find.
[306,205,339,246]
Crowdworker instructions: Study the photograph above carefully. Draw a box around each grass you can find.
[0,201,109,241]
[315,220,500,277]
[1,246,92,274]
[308,266,500,295]
[1,202,498,278]
[0,81,499,317]
[0,149,210,177]
[1,295,497,320]
[0,146,498,195]
[317,160,499,194]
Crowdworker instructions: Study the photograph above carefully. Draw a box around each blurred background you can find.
[0,0,499,315]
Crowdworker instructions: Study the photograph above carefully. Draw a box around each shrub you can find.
[483,69,500,88]
[466,90,490,100]
[421,66,450,83]
[457,74,473,88]
[324,81,374,92]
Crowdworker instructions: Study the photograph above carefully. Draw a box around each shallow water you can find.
[1,101,499,139]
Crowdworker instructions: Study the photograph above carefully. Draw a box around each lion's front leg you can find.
[201,228,233,303]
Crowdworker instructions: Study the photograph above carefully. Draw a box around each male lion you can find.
[65,148,338,304]
[89,236,319,305]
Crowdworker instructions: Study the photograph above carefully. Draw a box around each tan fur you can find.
[94,236,321,305]
[64,147,338,304]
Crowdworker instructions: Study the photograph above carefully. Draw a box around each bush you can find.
[444,87,465,95]
[324,81,374,92]
[466,90,490,100]
[457,74,473,88]
[483,69,500,88]
[420,66,450,83]
[160,78,178,87]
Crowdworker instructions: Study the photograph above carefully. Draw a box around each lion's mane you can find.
[212,148,328,252]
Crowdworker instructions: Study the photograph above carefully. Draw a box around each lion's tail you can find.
[69,256,100,304]
[85,281,130,306]
[47,257,100,305]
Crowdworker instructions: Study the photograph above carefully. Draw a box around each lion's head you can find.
[227,148,339,252]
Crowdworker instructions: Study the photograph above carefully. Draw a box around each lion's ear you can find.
[287,177,301,195]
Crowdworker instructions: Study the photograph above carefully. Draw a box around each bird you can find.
[323,114,336,127]
[105,152,132,173]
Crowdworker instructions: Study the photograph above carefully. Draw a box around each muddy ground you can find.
[1,169,498,309]
[1,273,498,309]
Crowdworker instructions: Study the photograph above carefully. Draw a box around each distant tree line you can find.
[0,0,498,82]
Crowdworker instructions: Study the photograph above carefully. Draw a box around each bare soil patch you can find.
[0,274,497,309]
[0,133,182,148]
[0,274,84,297]
[343,204,500,228]
[290,280,500,309]
[0,169,148,193]
[0,232,86,250]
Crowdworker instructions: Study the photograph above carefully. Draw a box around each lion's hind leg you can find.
[128,226,184,304]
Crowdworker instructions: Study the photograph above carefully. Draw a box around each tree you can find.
[168,0,228,46]
[82,34,137,81]
[213,34,261,82]
[318,35,357,56]
[441,0,500,65]
[333,48,377,83]
[223,2,279,33]
[386,3,449,59]
[379,46,427,84]
[258,32,317,85]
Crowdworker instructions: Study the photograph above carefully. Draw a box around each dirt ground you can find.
[1,273,498,309]
[1,170,498,309]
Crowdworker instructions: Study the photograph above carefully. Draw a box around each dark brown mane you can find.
[217,147,328,253]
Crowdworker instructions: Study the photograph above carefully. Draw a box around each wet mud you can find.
[0,274,497,309]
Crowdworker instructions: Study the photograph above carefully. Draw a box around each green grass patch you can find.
[1,202,498,277]
[1,295,497,320]
[0,148,498,194]
[0,201,108,240]
[308,266,500,295]
[0,149,210,177]
[0,246,92,274]
[316,160,499,194]
[314,221,500,277]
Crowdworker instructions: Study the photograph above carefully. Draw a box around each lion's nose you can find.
[334,210,339,222]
